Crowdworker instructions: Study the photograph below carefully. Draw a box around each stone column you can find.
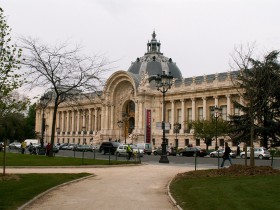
[95,108,98,131]
[71,111,75,133]
[77,110,80,132]
[226,94,231,120]
[82,109,86,129]
[202,97,207,120]
[62,111,65,132]
[110,104,114,130]
[214,96,219,107]
[139,101,143,131]
[191,98,196,121]
[134,101,139,132]
[88,108,92,131]
[66,111,70,132]
[171,100,174,134]
[180,99,185,134]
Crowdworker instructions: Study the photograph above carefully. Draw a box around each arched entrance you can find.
[122,100,135,143]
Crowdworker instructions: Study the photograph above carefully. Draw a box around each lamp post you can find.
[56,127,60,144]
[173,122,181,147]
[82,126,86,144]
[149,71,173,163]
[39,93,51,155]
[122,113,129,144]
[117,120,123,141]
[212,105,222,151]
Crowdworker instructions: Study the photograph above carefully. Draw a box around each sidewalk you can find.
[7,164,196,210]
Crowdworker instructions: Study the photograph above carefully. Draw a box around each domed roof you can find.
[128,31,182,80]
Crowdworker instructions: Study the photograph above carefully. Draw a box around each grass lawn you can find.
[0,152,139,166]
[0,173,91,209]
[170,166,280,210]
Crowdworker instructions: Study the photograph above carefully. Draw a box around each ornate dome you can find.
[128,31,183,80]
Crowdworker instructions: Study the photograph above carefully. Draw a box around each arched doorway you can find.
[122,100,135,141]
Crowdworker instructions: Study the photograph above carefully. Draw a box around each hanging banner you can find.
[145,109,151,143]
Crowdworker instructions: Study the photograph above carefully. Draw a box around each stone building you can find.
[35,32,240,149]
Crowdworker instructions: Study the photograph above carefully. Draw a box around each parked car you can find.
[67,143,77,150]
[73,144,94,152]
[240,147,270,159]
[135,143,152,155]
[178,147,208,157]
[153,147,177,156]
[210,149,237,158]
[99,141,121,155]
[59,143,69,150]
[116,144,144,157]
[9,141,21,150]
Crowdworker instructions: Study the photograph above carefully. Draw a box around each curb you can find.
[18,174,95,210]
[167,176,183,210]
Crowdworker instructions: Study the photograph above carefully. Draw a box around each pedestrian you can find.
[46,143,51,156]
[126,144,133,160]
[21,141,27,154]
[221,142,232,168]
[237,144,241,156]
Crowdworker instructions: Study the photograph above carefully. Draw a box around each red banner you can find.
[145,109,151,143]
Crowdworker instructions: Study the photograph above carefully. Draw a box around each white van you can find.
[136,143,152,155]
[24,139,39,146]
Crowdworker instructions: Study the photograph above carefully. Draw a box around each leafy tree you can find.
[23,103,37,139]
[0,7,28,140]
[230,48,280,166]
[191,119,230,151]
[20,37,112,156]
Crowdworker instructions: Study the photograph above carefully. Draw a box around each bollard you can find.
[109,148,111,165]
[218,150,220,169]
[82,150,85,165]
[194,152,197,171]
[271,150,275,168]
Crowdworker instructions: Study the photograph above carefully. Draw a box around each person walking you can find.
[221,142,232,168]
[21,141,26,154]
[126,144,133,160]
[46,143,51,156]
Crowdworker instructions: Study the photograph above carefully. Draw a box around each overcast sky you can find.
[1,0,280,79]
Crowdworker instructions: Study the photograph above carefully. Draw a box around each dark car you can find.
[73,145,94,152]
[179,147,208,157]
[153,147,177,156]
[99,141,121,155]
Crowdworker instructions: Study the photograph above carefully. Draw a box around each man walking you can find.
[221,142,232,168]
[126,144,133,160]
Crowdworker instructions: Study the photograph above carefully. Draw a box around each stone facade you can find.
[35,32,241,149]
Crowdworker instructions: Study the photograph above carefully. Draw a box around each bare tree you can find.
[20,37,113,156]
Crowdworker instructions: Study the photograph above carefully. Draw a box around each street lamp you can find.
[149,71,173,163]
[173,122,181,147]
[212,105,222,151]
[82,126,86,144]
[39,93,51,155]
[56,127,60,144]
[117,120,123,141]
[122,113,129,144]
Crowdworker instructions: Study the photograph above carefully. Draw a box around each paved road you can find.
[8,164,206,210]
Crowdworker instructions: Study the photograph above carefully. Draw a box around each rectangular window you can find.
[196,139,200,146]
[198,107,203,120]
[177,109,182,123]
[167,109,172,123]
[187,108,192,122]
[209,106,215,119]
[185,139,189,146]
[220,139,224,147]
[221,106,227,120]
[234,107,240,116]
